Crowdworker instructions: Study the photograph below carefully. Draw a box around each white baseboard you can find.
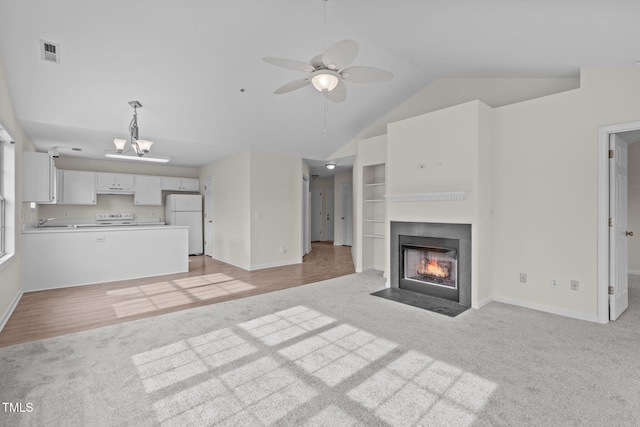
[210,255,251,271]
[210,255,301,271]
[628,270,640,276]
[0,290,23,333]
[248,259,301,271]
[476,297,494,309]
[492,296,599,323]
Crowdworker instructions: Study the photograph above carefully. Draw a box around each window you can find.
[0,123,15,263]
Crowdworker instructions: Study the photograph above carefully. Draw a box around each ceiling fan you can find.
[263,39,393,102]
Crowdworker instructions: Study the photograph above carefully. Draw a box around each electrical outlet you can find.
[280,245,287,254]
[570,280,580,291]
[550,278,559,288]
[519,273,527,284]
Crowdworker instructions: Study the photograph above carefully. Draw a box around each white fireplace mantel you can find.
[384,191,470,202]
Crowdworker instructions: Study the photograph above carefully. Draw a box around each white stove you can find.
[94,212,135,226]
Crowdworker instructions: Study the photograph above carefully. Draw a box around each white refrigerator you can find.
[165,194,203,255]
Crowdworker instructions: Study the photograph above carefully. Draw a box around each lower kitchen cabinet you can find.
[22,226,189,291]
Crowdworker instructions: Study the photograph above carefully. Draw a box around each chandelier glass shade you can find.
[106,101,169,163]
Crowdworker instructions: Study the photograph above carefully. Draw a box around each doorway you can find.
[311,187,322,242]
[597,120,640,323]
[302,175,310,256]
[204,176,214,257]
[339,182,353,246]
[326,187,335,242]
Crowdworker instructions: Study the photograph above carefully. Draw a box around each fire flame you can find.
[417,258,449,278]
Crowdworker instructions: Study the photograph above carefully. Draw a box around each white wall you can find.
[199,151,304,270]
[199,151,251,269]
[356,78,580,141]
[491,67,640,319]
[628,142,640,272]
[386,101,491,308]
[0,55,36,327]
[249,151,303,269]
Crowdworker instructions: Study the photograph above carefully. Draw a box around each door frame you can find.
[597,120,640,324]
[204,176,214,257]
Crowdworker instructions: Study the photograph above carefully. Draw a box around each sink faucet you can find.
[37,218,56,228]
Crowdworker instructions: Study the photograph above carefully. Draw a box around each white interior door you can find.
[610,134,630,320]
[204,177,213,257]
[326,187,335,242]
[311,188,322,242]
[302,176,310,255]
[340,183,353,246]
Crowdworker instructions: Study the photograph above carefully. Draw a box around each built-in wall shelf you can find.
[362,163,386,272]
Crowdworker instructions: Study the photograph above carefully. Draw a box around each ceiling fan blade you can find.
[274,79,311,94]
[263,57,314,72]
[326,80,347,103]
[341,66,393,83]
[322,40,358,71]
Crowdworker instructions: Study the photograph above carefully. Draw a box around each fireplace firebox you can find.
[391,222,471,307]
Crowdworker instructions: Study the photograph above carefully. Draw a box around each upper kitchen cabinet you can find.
[162,177,200,192]
[23,151,58,203]
[96,173,135,194]
[134,175,162,205]
[60,170,97,205]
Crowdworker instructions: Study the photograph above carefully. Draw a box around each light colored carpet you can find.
[1,271,639,426]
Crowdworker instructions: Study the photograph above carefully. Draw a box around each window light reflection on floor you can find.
[108,274,256,318]
[131,305,498,426]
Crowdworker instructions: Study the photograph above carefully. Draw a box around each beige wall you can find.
[356,78,580,142]
[199,151,251,269]
[386,101,491,308]
[491,67,640,319]
[199,151,304,270]
[629,143,640,272]
[249,151,303,268]
[0,56,36,325]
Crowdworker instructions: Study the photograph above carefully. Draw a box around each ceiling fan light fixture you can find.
[311,71,340,92]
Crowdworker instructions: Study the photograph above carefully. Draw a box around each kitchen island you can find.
[22,225,189,292]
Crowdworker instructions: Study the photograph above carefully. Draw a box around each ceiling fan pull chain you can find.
[323,91,329,132]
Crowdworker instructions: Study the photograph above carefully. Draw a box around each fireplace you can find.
[391,222,471,306]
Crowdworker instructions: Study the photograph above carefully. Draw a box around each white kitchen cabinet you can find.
[134,175,162,205]
[162,177,200,192]
[61,170,97,205]
[23,151,58,203]
[96,172,135,193]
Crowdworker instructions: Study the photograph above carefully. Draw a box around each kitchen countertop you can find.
[23,224,189,234]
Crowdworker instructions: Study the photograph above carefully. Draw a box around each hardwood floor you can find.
[0,242,354,348]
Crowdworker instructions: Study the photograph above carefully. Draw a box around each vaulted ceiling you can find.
[0,0,638,167]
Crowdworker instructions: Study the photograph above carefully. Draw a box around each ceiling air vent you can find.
[40,40,60,63]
